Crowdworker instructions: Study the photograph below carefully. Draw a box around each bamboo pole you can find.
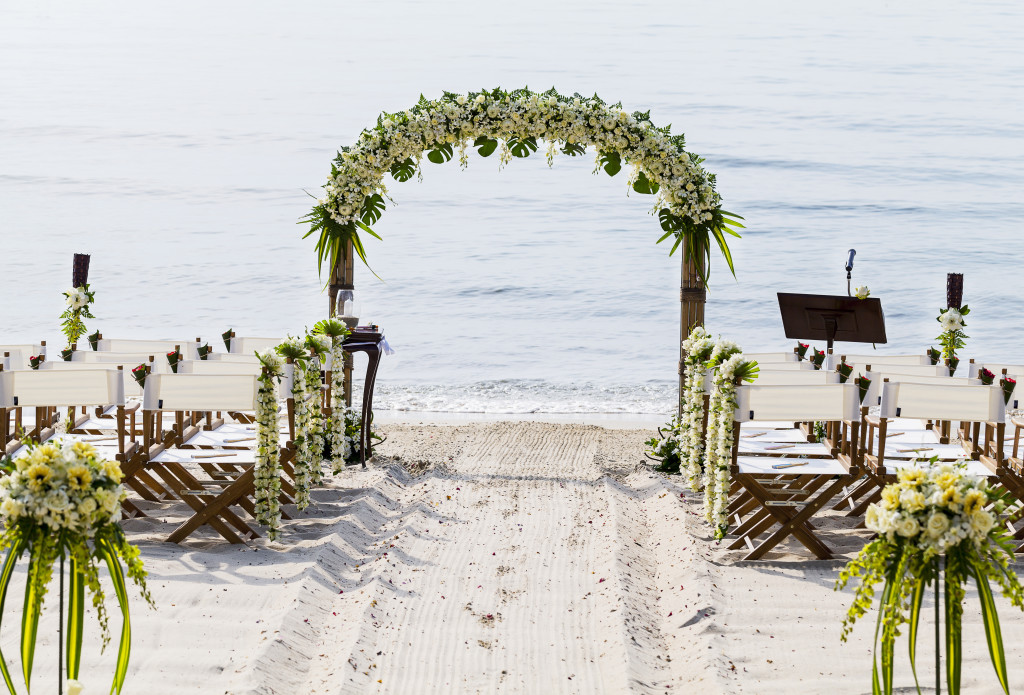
[677,249,707,419]
[327,239,356,407]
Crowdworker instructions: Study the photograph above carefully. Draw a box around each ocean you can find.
[2,1,1022,416]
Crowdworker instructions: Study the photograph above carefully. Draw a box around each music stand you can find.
[777,293,887,352]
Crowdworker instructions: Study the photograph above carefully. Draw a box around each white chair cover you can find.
[734,384,860,423]
[96,338,200,360]
[143,374,259,412]
[0,369,124,408]
[879,382,1004,423]
[229,337,283,355]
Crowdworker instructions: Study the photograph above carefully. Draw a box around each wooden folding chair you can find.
[139,373,295,544]
[724,383,862,560]
[0,367,147,518]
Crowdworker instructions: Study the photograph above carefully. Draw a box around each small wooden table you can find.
[342,331,386,467]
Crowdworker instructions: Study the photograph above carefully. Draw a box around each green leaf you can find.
[355,220,382,241]
[359,193,385,225]
[389,158,416,182]
[426,142,454,164]
[99,540,132,695]
[598,150,621,176]
[946,565,962,695]
[0,538,26,694]
[21,552,44,691]
[507,136,538,158]
[473,136,498,157]
[971,562,1009,694]
[66,561,85,681]
[561,142,585,156]
[658,208,682,233]
[710,226,738,278]
[906,571,926,693]
[632,170,660,195]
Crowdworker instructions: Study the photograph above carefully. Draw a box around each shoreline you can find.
[370,410,668,429]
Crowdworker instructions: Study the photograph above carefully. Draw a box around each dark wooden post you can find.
[328,239,355,407]
[946,273,963,309]
[677,250,706,419]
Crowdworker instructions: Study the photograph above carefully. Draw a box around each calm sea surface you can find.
[2,1,1023,415]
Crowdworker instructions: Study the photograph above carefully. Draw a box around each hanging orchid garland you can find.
[254,350,284,540]
[304,87,743,283]
[304,334,331,484]
[702,342,758,540]
[312,319,353,473]
[276,338,314,511]
[680,326,715,491]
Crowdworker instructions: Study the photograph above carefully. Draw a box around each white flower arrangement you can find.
[865,461,995,556]
[0,441,153,690]
[329,338,352,473]
[679,326,715,490]
[60,284,96,348]
[304,88,743,282]
[702,345,758,540]
[837,458,1024,692]
[254,350,283,540]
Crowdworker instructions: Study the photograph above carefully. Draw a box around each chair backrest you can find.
[71,350,171,373]
[879,382,1004,423]
[40,360,153,397]
[837,353,931,367]
[1,349,31,370]
[0,369,125,408]
[849,363,947,378]
[230,337,282,355]
[754,369,840,386]
[859,371,981,407]
[742,351,797,363]
[96,338,200,360]
[178,359,262,376]
[142,373,259,412]
[734,384,860,423]
[974,363,1024,378]
[206,353,262,364]
[739,361,811,371]
[0,344,45,359]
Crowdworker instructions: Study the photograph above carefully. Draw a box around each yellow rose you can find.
[70,441,97,458]
[881,486,902,510]
[102,460,124,483]
[898,468,925,488]
[899,488,926,513]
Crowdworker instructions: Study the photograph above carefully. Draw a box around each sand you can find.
[5,420,1024,694]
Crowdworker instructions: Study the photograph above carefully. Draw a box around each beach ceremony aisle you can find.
[44,421,1011,694]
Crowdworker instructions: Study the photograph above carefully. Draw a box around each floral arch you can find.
[303,87,744,408]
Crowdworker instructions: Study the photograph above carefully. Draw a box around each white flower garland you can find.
[329,338,352,473]
[702,343,743,540]
[308,88,742,275]
[290,358,314,511]
[254,350,283,540]
[304,350,326,484]
[680,326,714,491]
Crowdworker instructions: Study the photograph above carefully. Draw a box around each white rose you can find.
[865,504,897,533]
[969,510,994,536]
[456,94,467,105]
[854,286,870,300]
[895,515,920,538]
[925,512,950,539]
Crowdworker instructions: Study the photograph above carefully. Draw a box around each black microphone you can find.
[845,249,856,273]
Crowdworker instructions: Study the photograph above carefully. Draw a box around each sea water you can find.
[2,1,1022,415]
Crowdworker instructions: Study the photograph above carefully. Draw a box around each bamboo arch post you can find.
[677,249,707,420]
[327,239,356,407]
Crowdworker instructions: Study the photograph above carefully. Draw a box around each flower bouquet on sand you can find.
[0,441,153,694]
[836,459,1024,694]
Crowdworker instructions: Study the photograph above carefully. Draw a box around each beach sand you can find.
[5,420,1024,694]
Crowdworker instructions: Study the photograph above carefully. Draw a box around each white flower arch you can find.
[304,87,743,281]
